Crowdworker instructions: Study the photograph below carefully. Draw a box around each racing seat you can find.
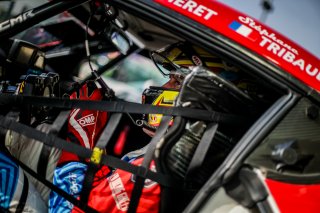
[154,66,264,212]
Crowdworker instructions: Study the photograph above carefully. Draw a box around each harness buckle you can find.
[90,147,104,164]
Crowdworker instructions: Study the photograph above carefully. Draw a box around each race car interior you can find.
[0,1,290,213]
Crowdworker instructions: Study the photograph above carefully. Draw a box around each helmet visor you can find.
[150,43,195,78]
[151,51,181,76]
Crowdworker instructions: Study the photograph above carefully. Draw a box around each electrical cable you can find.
[84,4,115,99]
[85,9,94,72]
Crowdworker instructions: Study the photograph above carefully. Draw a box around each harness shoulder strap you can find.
[0,94,251,126]
[185,122,218,179]
[0,115,180,188]
[37,110,70,177]
[127,116,172,213]
[96,113,123,149]
[80,113,122,204]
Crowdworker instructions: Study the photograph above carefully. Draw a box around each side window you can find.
[246,98,320,179]
[100,53,167,103]
[76,52,167,103]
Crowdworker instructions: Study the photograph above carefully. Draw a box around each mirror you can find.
[7,39,45,70]
[110,30,131,55]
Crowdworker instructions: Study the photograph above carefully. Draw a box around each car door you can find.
[186,94,320,213]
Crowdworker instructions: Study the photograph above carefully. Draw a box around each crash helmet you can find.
[141,41,232,130]
[150,41,229,81]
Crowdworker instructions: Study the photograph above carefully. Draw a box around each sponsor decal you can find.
[229,21,259,41]
[259,36,320,81]
[192,55,203,65]
[108,173,130,211]
[162,0,218,20]
[67,173,80,209]
[234,16,320,85]
[0,10,34,32]
[238,16,298,54]
[69,109,90,149]
[153,90,179,107]
[149,114,158,123]
[69,173,81,196]
[77,114,95,127]
[155,96,174,106]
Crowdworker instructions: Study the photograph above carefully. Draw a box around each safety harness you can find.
[0,93,250,212]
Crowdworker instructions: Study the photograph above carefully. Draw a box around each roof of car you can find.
[117,0,320,92]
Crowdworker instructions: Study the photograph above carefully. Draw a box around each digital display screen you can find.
[34,55,45,70]
[16,46,35,64]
